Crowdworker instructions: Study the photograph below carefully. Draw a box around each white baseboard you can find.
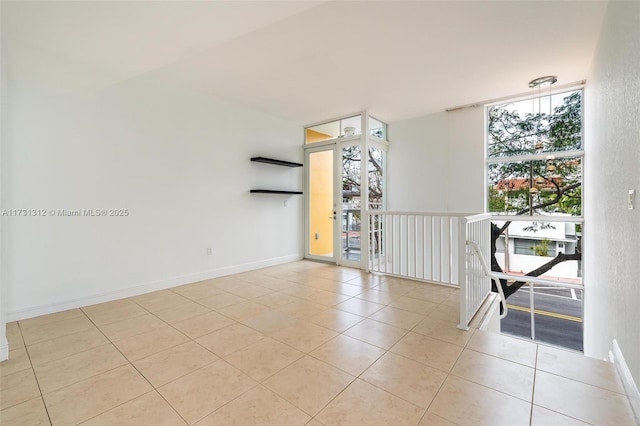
[6,254,302,322]
[611,339,640,424]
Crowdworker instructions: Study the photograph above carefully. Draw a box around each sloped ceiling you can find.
[2,1,607,124]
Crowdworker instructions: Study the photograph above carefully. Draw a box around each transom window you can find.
[305,115,387,144]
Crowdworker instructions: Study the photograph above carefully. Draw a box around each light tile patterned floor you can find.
[0,260,636,425]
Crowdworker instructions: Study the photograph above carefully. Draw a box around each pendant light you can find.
[528,75,557,197]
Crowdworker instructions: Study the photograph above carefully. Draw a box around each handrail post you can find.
[363,211,370,272]
[529,282,536,340]
[458,216,469,330]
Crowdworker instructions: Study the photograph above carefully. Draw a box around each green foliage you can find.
[488,186,505,211]
[487,90,582,216]
[531,238,550,257]
[549,92,582,151]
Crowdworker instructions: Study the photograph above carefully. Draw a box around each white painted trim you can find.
[485,149,585,165]
[7,254,301,322]
[358,111,369,272]
[611,339,640,424]
[304,144,338,264]
[0,32,7,362]
[0,337,8,362]
[304,111,363,129]
[477,293,501,332]
[479,82,586,110]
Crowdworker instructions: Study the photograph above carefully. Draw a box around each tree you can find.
[341,145,385,253]
[488,91,583,299]
[341,145,384,208]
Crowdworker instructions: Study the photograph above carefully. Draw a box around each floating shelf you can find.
[250,157,303,167]
[250,156,303,195]
[250,190,303,195]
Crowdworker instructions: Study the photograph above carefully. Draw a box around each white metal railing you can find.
[466,239,507,320]
[458,213,493,329]
[366,212,463,285]
[489,214,584,343]
[365,211,493,329]
[492,272,584,341]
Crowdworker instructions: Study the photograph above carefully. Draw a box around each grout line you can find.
[78,389,175,425]
[462,345,535,369]
[530,344,540,425]
[5,264,487,425]
[192,381,261,424]
[153,389,191,426]
[84,314,192,425]
[356,359,431,413]
[15,322,54,426]
[302,373,361,420]
[422,369,450,420]
[446,368,535,405]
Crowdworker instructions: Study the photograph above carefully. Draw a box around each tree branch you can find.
[513,182,581,216]
[367,149,382,174]
[503,252,582,298]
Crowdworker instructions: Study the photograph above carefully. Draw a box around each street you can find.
[500,286,583,351]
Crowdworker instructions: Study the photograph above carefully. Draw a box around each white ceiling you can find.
[2,1,608,124]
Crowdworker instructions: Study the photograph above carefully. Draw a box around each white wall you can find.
[3,42,303,320]
[387,112,449,211]
[388,107,484,213]
[584,1,640,386]
[446,107,486,213]
[0,32,7,360]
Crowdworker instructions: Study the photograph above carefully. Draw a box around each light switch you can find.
[629,189,635,210]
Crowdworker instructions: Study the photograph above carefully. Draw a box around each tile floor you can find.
[0,260,636,425]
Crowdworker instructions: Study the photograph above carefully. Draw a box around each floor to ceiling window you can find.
[486,86,585,350]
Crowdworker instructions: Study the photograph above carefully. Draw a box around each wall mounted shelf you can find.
[250,156,303,195]
[250,157,303,167]
[250,190,303,195]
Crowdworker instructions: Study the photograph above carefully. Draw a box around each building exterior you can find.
[494,219,581,280]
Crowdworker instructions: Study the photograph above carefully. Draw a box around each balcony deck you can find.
[0,260,636,425]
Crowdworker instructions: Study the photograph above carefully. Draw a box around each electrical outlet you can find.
[206,247,212,255]
[628,190,635,210]
[284,200,288,208]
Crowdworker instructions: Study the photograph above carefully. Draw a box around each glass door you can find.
[305,145,337,262]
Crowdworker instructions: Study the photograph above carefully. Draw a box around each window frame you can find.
[484,86,585,222]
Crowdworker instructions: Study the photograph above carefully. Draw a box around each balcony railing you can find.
[362,211,585,349]
[492,272,584,345]
[364,211,493,330]
[489,215,584,349]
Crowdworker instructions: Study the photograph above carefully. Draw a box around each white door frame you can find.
[303,112,389,270]
[304,143,339,264]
